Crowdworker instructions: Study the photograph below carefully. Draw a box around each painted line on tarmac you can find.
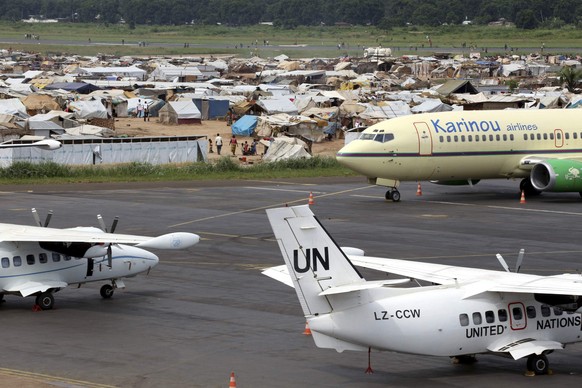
[246,179,316,186]
[168,185,374,228]
[0,367,115,388]
[244,187,323,194]
[431,200,582,216]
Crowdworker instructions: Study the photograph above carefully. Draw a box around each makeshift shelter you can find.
[256,98,299,115]
[158,101,201,124]
[359,101,411,121]
[193,97,230,120]
[20,94,61,115]
[0,99,29,118]
[262,137,311,162]
[44,82,100,94]
[411,99,453,113]
[68,99,108,119]
[232,115,258,136]
[436,80,479,96]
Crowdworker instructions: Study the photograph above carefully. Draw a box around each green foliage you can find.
[559,66,582,92]
[0,162,71,179]
[0,158,352,184]
[505,79,519,93]
[3,0,582,29]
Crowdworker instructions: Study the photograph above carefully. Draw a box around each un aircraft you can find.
[264,205,582,376]
[337,109,582,201]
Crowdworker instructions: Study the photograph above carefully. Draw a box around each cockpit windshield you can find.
[359,133,394,143]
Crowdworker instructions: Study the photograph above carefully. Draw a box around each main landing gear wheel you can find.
[35,292,54,310]
[526,354,549,375]
[385,189,401,202]
[100,284,114,299]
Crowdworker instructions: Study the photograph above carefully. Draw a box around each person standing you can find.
[136,100,144,118]
[143,103,149,121]
[229,135,238,156]
[215,133,223,155]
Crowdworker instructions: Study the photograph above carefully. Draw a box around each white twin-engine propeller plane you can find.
[0,209,199,310]
[264,205,582,376]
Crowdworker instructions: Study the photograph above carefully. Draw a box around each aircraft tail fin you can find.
[266,205,364,317]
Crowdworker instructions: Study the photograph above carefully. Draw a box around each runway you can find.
[1,177,582,387]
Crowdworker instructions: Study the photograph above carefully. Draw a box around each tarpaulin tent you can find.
[256,98,299,115]
[262,137,311,162]
[44,82,100,94]
[68,99,108,119]
[232,115,258,136]
[193,97,230,120]
[158,100,201,124]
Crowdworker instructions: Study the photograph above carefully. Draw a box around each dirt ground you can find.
[113,117,344,162]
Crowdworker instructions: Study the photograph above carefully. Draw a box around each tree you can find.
[560,66,582,93]
[515,9,538,29]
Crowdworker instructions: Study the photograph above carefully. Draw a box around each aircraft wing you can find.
[488,339,564,360]
[265,254,582,298]
[0,223,199,250]
[348,256,582,297]
[4,280,69,297]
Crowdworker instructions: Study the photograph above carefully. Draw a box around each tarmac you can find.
[1,177,582,387]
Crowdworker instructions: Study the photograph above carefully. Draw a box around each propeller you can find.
[31,208,53,227]
[97,214,119,233]
[97,214,120,268]
[496,249,525,273]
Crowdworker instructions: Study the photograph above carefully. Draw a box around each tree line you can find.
[1,0,581,29]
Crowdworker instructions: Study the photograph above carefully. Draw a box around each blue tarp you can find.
[232,115,258,136]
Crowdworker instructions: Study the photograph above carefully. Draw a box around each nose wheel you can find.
[386,189,401,202]
[100,284,115,299]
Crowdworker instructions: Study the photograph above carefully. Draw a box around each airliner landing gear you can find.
[526,354,550,375]
[385,189,401,202]
[520,178,541,197]
[100,284,114,299]
[35,292,54,310]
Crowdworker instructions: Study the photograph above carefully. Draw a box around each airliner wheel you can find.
[100,284,114,299]
[36,292,54,310]
[385,189,401,202]
[527,354,549,375]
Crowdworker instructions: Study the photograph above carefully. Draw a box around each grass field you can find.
[0,159,355,185]
[2,22,582,57]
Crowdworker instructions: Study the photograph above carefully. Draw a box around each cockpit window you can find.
[359,133,394,143]
[374,133,394,143]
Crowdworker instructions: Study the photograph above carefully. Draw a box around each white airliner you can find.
[264,205,582,375]
[337,109,582,201]
[0,211,199,310]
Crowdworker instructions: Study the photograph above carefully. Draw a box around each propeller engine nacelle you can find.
[534,293,582,312]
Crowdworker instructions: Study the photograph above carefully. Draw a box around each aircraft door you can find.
[86,258,94,277]
[414,122,433,156]
[554,129,564,148]
[508,302,527,330]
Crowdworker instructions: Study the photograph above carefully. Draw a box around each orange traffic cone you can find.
[416,182,422,196]
[303,321,312,335]
[308,192,314,205]
[229,371,237,388]
[520,190,526,204]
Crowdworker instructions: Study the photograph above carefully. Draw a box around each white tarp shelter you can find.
[68,99,108,119]
[262,137,311,162]
[0,99,28,118]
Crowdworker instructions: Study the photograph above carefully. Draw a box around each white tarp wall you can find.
[0,139,208,167]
